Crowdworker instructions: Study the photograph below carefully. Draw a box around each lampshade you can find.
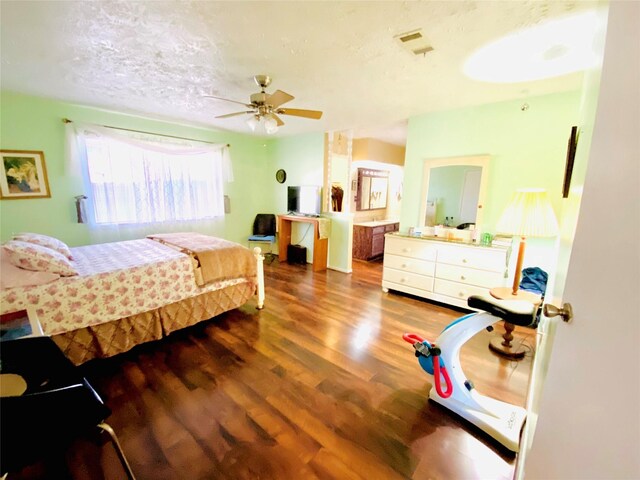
[496,189,558,237]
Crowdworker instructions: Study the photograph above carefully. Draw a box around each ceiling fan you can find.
[204,75,323,133]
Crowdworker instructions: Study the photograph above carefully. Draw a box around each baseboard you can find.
[328,265,352,274]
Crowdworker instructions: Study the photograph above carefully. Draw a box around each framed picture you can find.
[562,126,579,199]
[0,150,51,199]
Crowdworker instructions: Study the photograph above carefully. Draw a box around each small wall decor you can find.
[74,195,87,223]
[0,150,51,199]
[331,183,344,212]
[276,169,287,184]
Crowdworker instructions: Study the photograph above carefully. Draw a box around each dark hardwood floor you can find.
[52,259,535,479]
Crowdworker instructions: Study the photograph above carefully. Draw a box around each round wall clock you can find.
[276,169,287,183]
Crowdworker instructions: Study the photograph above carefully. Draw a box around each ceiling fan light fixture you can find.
[264,115,279,134]
[208,75,322,133]
[246,115,260,131]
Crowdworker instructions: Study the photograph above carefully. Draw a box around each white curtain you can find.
[66,122,232,227]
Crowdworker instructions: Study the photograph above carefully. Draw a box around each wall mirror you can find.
[356,168,389,211]
[419,155,490,228]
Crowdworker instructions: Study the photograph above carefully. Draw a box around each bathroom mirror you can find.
[356,168,389,211]
[419,155,490,228]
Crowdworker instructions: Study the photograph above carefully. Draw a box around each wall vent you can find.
[399,31,423,43]
[394,29,434,56]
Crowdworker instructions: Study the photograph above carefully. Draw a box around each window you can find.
[81,133,228,225]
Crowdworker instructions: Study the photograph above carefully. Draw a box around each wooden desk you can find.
[278,215,328,272]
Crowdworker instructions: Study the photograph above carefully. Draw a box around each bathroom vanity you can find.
[382,233,510,309]
[353,220,399,260]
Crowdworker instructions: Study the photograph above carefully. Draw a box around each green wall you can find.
[401,90,582,235]
[1,89,581,276]
[267,132,325,214]
[0,91,274,246]
[266,133,325,262]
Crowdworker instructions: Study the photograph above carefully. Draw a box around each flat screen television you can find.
[287,186,321,216]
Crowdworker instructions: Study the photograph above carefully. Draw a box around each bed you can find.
[0,233,265,365]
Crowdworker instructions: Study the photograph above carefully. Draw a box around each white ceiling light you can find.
[245,114,279,135]
[246,115,260,131]
[264,115,279,135]
[463,10,605,83]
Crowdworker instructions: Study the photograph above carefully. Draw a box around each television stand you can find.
[277,215,328,272]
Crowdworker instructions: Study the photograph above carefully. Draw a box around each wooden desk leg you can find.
[312,238,328,272]
[279,218,292,262]
[489,322,526,359]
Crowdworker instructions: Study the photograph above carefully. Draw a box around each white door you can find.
[522,3,640,478]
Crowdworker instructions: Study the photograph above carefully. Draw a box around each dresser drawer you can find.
[433,278,490,301]
[435,263,503,288]
[437,245,507,272]
[384,254,436,277]
[385,222,399,232]
[383,268,435,291]
[384,236,437,261]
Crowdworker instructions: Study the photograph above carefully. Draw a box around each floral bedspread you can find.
[0,239,249,335]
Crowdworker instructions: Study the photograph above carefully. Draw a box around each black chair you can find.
[0,336,136,479]
[248,213,277,261]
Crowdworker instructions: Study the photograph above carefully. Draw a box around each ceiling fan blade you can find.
[277,108,323,120]
[204,95,253,108]
[268,90,295,108]
[271,113,285,127]
[215,111,254,119]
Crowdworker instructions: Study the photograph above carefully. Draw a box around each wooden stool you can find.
[488,287,541,359]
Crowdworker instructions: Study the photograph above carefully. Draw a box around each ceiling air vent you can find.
[394,29,433,56]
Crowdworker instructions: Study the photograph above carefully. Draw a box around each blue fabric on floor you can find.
[520,267,548,296]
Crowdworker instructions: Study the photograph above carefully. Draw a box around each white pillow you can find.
[3,241,78,277]
[12,233,73,260]
[0,247,60,289]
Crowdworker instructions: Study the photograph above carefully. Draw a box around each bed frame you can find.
[52,248,265,365]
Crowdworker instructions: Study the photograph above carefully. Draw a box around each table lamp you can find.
[491,189,558,299]
[489,189,558,358]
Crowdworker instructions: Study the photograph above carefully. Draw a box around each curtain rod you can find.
[62,118,230,147]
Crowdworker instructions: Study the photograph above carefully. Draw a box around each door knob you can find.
[543,303,574,323]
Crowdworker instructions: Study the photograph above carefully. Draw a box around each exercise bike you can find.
[403,294,537,452]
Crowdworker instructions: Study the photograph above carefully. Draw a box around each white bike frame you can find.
[429,311,527,452]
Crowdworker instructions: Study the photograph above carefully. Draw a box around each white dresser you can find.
[382,233,510,309]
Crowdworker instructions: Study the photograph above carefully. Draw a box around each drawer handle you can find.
[403,248,410,253]
[458,291,466,297]
[462,258,468,264]
[400,277,406,283]
[460,275,466,280]
[402,263,407,268]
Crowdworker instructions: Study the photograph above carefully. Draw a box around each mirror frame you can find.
[418,155,490,228]
[356,167,389,211]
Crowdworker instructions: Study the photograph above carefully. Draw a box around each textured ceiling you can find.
[0,1,593,140]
